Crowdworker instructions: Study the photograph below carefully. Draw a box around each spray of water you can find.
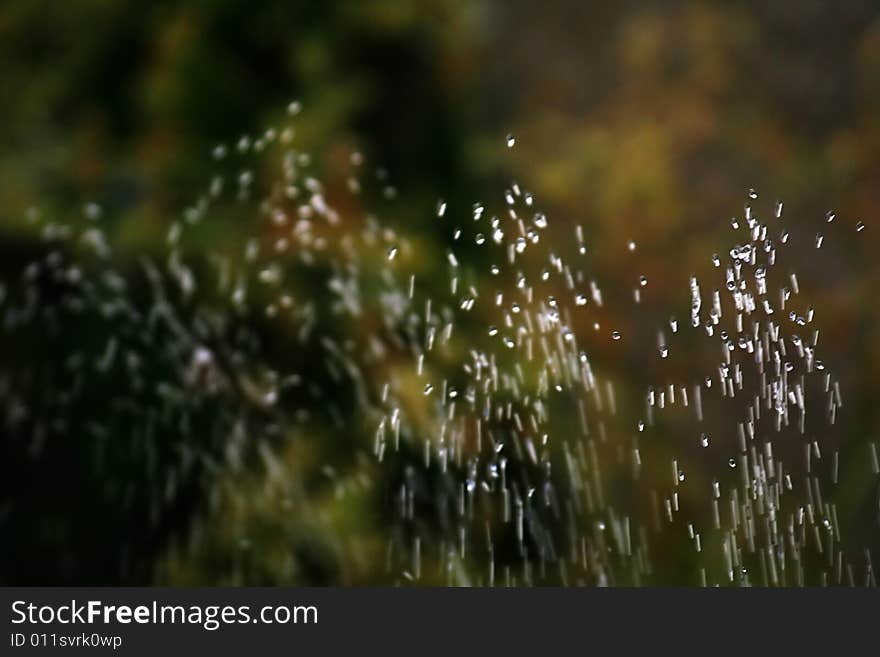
[1,102,875,586]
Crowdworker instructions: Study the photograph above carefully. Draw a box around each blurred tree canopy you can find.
[1,0,879,585]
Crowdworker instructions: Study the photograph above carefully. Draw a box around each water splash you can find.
[1,104,876,587]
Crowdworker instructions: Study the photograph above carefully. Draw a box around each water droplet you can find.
[611,330,621,341]
[83,203,102,221]
[506,134,516,148]
[700,433,710,448]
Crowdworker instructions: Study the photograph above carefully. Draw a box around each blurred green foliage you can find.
[1,0,879,585]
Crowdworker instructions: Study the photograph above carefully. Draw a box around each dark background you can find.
[1,0,879,585]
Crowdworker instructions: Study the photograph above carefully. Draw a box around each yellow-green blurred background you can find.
[2,0,879,585]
